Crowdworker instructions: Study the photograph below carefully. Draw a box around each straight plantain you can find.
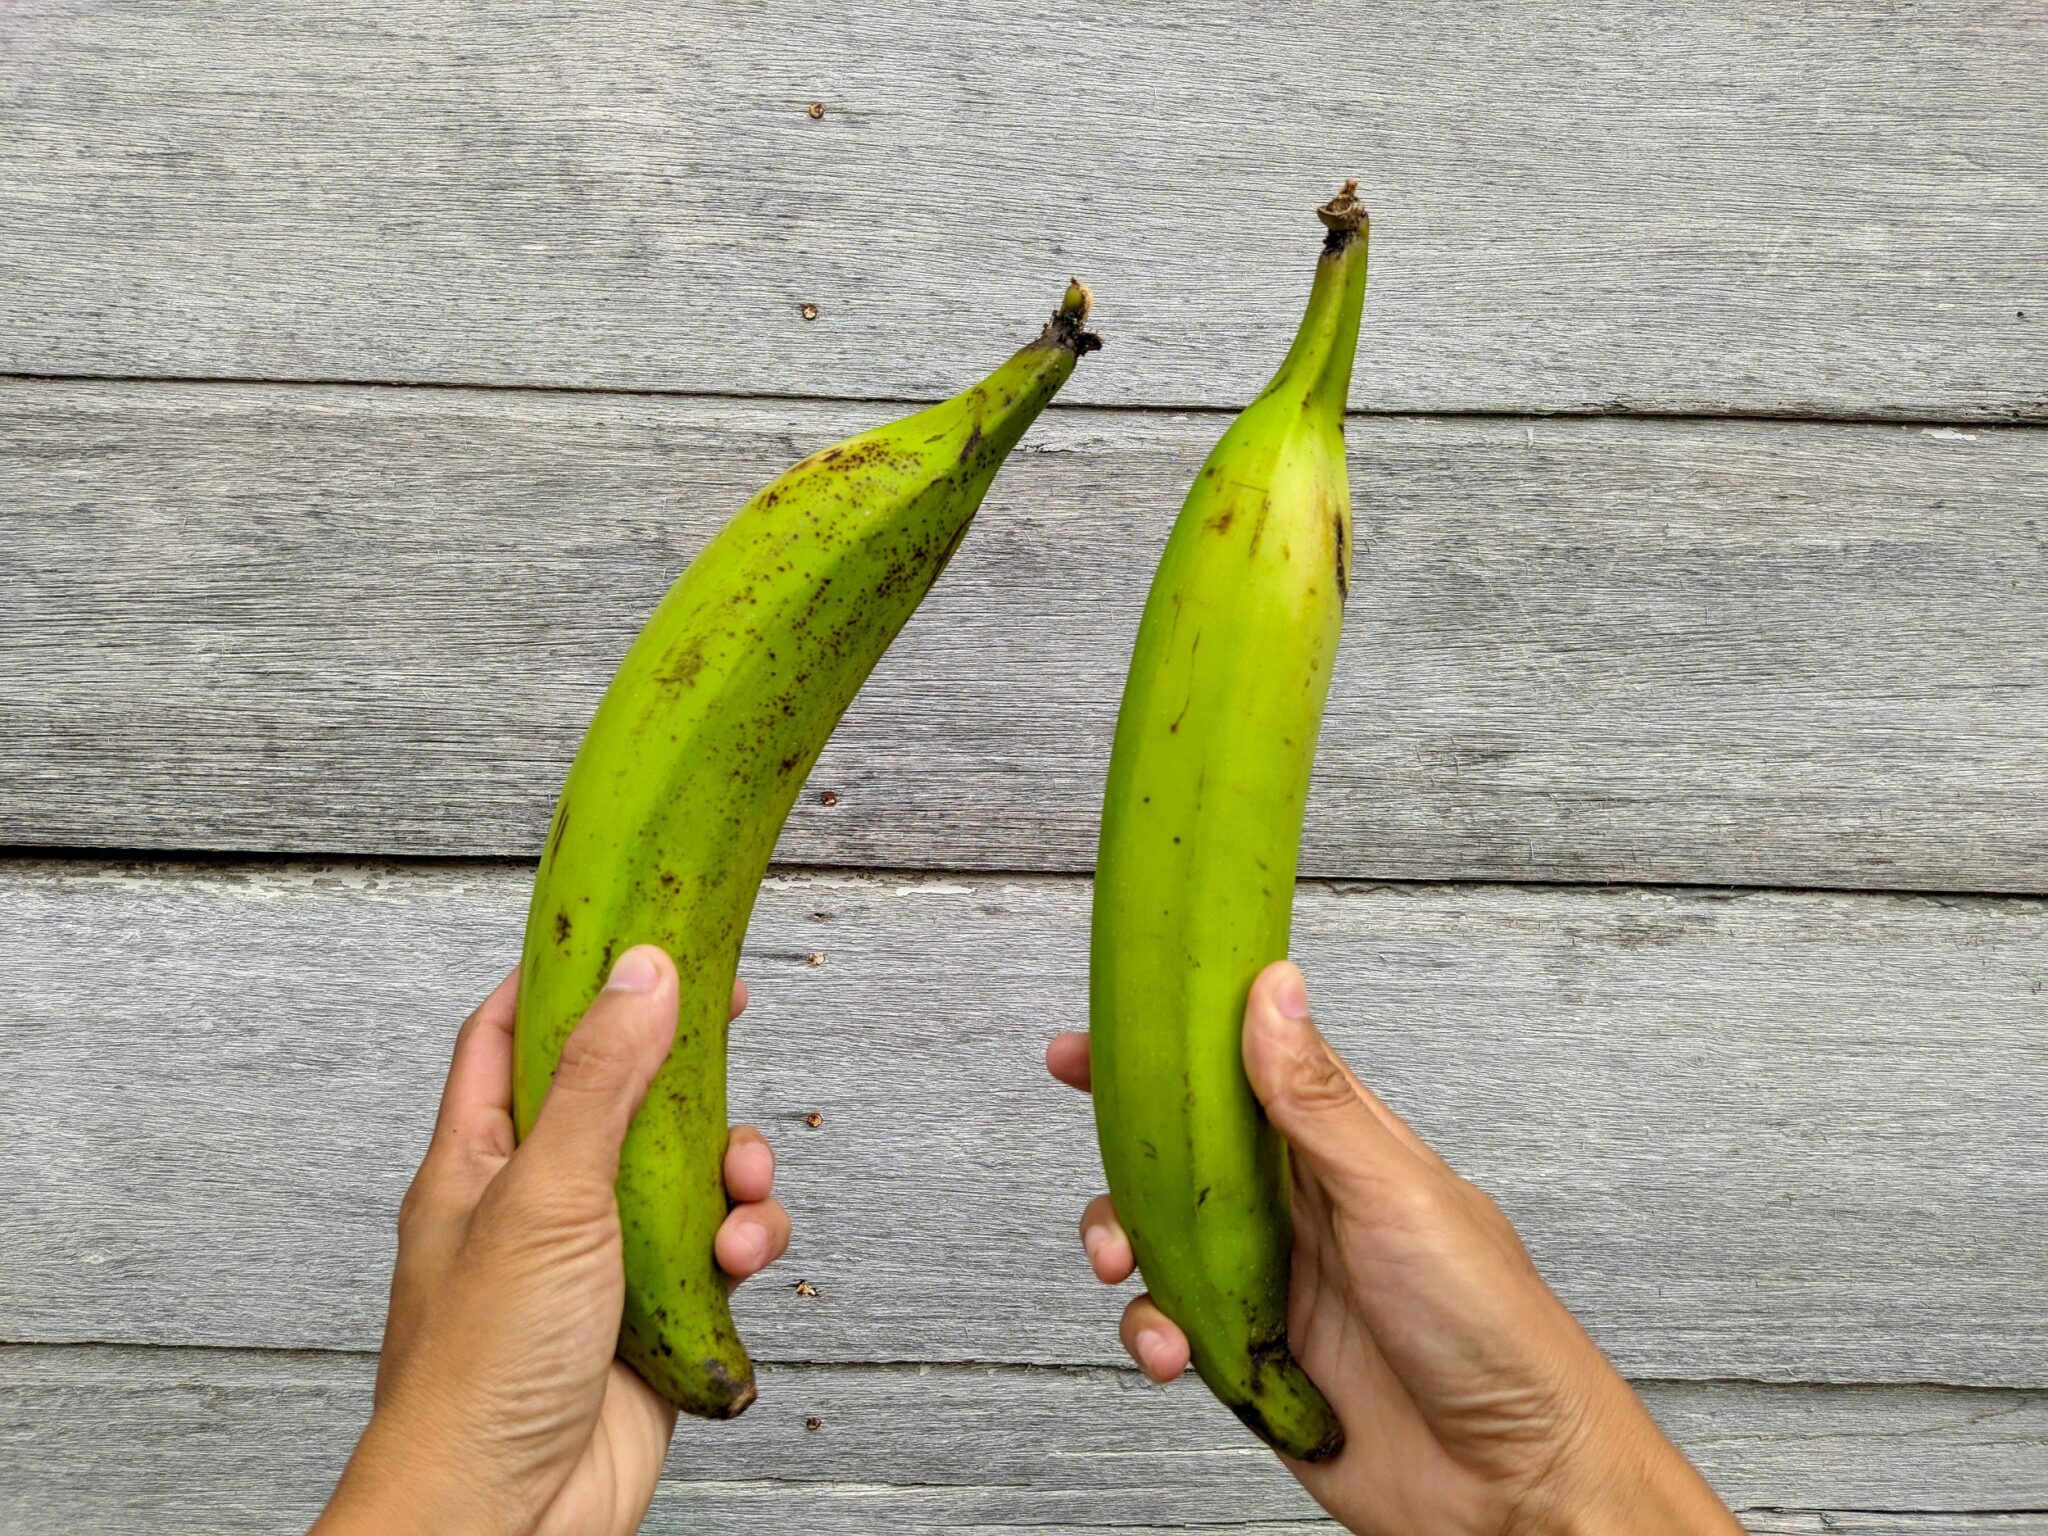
[1090,184,1368,1461]
[515,285,1099,1419]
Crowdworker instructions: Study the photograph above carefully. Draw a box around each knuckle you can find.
[395,1172,437,1236]
[1278,1046,1358,1118]
[554,1018,637,1088]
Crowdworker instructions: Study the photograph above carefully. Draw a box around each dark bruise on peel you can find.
[1243,1335,1346,1462]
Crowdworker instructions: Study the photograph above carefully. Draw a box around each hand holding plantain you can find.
[1050,963,1745,1536]
[315,951,790,1536]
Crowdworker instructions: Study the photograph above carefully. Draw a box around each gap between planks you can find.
[9,1336,2046,1398]
[4,848,2044,913]
[7,368,2047,434]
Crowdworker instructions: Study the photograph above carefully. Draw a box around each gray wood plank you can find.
[6,381,2047,891]
[1,1347,2042,1535]
[1,2,2043,420]
[2,861,2043,1384]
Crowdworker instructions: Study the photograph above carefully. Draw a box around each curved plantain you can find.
[1090,184,1368,1460]
[514,285,1100,1419]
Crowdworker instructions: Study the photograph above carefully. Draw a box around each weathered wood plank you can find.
[1,2,2043,419]
[5,381,2046,890]
[1,1347,2042,1535]
[3,861,2043,1383]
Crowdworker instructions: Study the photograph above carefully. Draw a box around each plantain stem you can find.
[1317,177,1368,249]
[1261,181,1370,420]
[1037,277,1104,356]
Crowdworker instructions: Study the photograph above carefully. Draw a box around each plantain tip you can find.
[1301,1419,1347,1463]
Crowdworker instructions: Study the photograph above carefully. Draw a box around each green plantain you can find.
[515,284,1099,1419]
[1090,183,1368,1460]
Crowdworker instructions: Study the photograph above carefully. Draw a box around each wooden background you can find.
[3,4,2045,1531]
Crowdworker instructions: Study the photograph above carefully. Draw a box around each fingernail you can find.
[1273,965,1311,1021]
[606,947,662,994]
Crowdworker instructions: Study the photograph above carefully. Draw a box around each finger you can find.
[1120,1294,1190,1383]
[1046,1030,1092,1092]
[519,946,679,1187]
[1079,1193,1136,1284]
[731,976,749,1020]
[715,1197,791,1281]
[427,965,520,1171]
[723,1125,776,1206]
[1242,962,1425,1207]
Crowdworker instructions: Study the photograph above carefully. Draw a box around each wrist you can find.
[313,1410,516,1536]
[1516,1384,1741,1536]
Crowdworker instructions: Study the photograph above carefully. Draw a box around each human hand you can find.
[1048,961,1742,1536]
[313,947,790,1536]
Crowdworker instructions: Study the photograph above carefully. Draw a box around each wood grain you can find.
[3,860,2043,1383]
[6,380,2046,889]
[1,3,2044,419]
[1,1347,2041,1535]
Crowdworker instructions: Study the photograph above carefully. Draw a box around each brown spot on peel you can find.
[699,1357,758,1419]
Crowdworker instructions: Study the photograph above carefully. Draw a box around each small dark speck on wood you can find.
[793,1279,819,1298]
[804,1416,823,1431]
[807,102,825,120]
[819,789,839,806]
[800,303,819,321]
[806,951,825,967]
[804,1111,824,1128]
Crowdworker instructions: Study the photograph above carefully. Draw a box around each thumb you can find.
[1241,961,1401,1203]
[521,944,680,1187]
